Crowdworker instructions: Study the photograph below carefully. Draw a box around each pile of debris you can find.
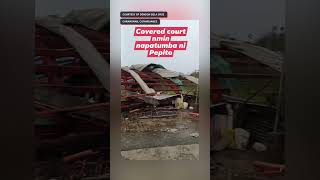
[120,63,200,139]
[210,34,285,179]
[34,9,110,180]
[121,63,199,110]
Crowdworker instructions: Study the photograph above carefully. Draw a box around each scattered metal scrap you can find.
[253,161,285,177]
[126,106,178,120]
[34,9,110,180]
[121,63,199,107]
[210,35,285,179]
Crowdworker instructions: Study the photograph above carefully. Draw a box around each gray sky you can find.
[121,20,199,74]
[36,0,285,40]
[211,0,286,41]
[35,0,109,17]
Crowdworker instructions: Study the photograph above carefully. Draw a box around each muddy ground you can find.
[212,150,285,180]
[120,110,199,160]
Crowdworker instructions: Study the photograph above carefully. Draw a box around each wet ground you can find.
[212,150,285,180]
[121,110,199,152]
[121,144,199,160]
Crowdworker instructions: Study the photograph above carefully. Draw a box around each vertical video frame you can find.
[210,1,286,179]
[34,2,110,179]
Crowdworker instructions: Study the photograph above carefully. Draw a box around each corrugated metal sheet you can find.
[150,94,179,100]
[211,34,283,72]
[130,64,150,71]
[227,43,283,72]
[152,68,181,78]
[130,63,165,72]
[63,8,109,31]
[183,75,199,84]
[36,15,109,91]
[122,66,155,94]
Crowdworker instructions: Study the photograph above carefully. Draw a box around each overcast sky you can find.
[121,20,199,74]
[36,0,285,40]
[211,0,286,41]
[35,0,109,17]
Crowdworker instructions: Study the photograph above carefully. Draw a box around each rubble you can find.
[190,132,199,138]
[168,128,178,133]
[211,33,285,179]
[252,142,267,152]
[234,128,250,150]
[34,9,110,179]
